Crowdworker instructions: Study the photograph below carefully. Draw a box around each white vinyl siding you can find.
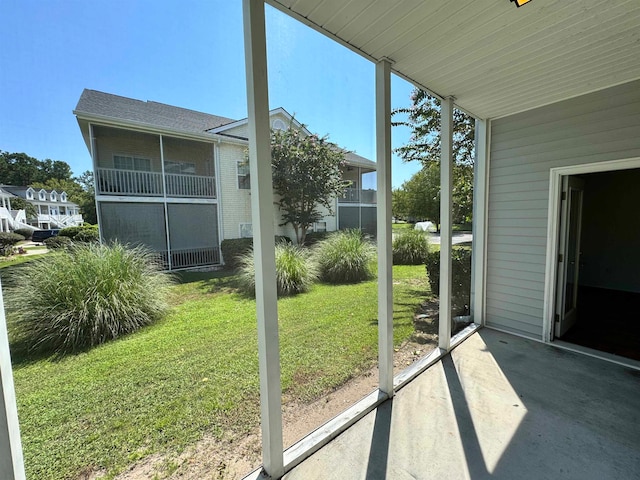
[486,79,640,339]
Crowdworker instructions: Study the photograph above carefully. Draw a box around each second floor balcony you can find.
[96,168,216,199]
[339,187,377,204]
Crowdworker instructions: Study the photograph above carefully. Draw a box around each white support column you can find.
[243,0,284,477]
[439,97,454,351]
[89,124,104,242]
[471,119,490,325]
[159,135,172,271]
[376,58,394,396]
[0,279,26,480]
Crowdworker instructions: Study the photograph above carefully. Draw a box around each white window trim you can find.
[237,160,251,190]
[314,221,327,233]
[113,153,152,172]
[165,160,197,175]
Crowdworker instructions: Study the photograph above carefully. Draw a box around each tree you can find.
[392,89,476,226]
[392,89,475,167]
[74,171,97,224]
[270,126,348,245]
[9,197,38,220]
[0,151,48,185]
[401,162,441,229]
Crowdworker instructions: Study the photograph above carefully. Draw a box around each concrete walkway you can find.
[284,329,640,479]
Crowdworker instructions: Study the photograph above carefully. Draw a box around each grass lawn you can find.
[0,254,47,269]
[8,264,429,480]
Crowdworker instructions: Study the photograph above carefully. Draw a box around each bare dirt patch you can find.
[109,299,441,480]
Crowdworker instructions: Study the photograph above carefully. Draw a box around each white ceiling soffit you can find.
[268,0,640,120]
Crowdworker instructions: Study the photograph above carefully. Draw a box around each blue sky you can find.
[0,0,421,188]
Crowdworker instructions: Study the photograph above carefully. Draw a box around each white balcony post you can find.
[376,58,394,396]
[243,0,284,477]
[439,97,454,351]
[89,123,104,243]
[159,135,172,271]
[471,119,489,325]
[0,279,26,480]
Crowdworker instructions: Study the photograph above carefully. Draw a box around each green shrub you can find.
[314,229,375,284]
[14,228,34,240]
[6,242,173,354]
[221,238,254,269]
[0,232,25,246]
[58,226,83,238]
[74,228,99,243]
[392,229,430,265]
[59,224,99,241]
[0,232,25,256]
[303,231,331,247]
[425,247,472,315]
[221,236,291,269]
[44,235,73,250]
[237,243,317,296]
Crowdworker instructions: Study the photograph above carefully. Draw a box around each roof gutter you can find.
[73,110,249,146]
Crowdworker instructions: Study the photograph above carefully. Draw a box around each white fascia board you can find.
[208,106,310,134]
[73,112,248,147]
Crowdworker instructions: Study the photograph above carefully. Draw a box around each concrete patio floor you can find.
[283,329,640,479]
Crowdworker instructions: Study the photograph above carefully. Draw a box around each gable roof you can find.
[208,107,309,135]
[0,185,78,205]
[74,90,376,170]
[74,89,235,135]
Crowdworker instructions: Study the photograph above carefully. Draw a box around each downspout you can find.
[214,139,225,264]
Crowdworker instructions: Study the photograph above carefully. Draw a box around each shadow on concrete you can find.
[365,398,393,479]
[442,355,489,478]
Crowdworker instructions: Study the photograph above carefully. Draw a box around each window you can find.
[240,223,253,238]
[114,155,151,171]
[60,193,67,202]
[39,190,46,201]
[272,118,286,131]
[314,221,327,232]
[26,189,34,200]
[165,160,196,175]
[50,192,57,201]
[237,160,250,189]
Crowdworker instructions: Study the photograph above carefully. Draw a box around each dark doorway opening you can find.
[561,287,640,361]
[556,168,640,362]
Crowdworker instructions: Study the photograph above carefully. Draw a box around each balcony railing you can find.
[165,173,216,198]
[156,246,221,270]
[97,168,164,196]
[96,168,216,198]
[339,187,377,204]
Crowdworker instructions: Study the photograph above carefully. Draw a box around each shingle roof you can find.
[74,89,236,134]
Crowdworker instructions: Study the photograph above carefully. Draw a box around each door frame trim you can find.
[543,156,640,344]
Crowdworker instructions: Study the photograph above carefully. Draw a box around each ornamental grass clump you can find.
[392,229,430,265]
[6,242,173,354]
[237,243,317,297]
[314,229,375,284]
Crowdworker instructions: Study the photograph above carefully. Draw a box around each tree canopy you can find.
[270,126,348,245]
[392,89,475,167]
[1,150,97,224]
[391,89,476,228]
[0,151,73,185]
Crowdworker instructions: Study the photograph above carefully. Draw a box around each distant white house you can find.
[0,185,83,231]
[74,89,377,270]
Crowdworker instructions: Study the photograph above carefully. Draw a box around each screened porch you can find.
[92,125,217,199]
